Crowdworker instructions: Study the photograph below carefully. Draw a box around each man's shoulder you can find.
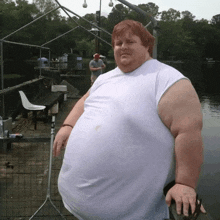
[97,58,104,63]
[89,59,96,66]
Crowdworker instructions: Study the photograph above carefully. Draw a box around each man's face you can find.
[113,31,150,73]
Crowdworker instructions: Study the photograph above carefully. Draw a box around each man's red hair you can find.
[112,20,155,56]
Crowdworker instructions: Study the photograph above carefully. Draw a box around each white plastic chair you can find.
[19,91,46,129]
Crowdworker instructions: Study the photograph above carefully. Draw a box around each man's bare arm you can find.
[90,66,102,72]
[158,79,203,216]
[53,90,90,157]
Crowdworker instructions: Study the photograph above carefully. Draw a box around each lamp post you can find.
[96,8,101,53]
[90,26,99,53]
[83,0,113,54]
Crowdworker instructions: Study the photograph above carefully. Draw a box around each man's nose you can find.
[121,42,128,49]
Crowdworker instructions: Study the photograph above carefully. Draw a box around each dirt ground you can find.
[0,98,79,220]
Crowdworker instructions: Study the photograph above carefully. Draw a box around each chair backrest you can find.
[19,91,34,110]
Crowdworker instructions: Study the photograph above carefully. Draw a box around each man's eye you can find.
[127,40,134,44]
[116,42,122,46]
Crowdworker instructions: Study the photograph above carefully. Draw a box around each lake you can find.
[168,61,220,220]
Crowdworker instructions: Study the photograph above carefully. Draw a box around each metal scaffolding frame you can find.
[0,0,158,118]
[0,1,109,118]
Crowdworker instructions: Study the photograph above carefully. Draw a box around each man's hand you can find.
[53,126,72,157]
[165,184,206,216]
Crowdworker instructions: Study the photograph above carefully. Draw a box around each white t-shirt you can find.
[58,59,187,220]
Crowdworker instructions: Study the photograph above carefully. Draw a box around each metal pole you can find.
[60,5,111,36]
[39,49,42,77]
[98,0,102,53]
[55,4,111,47]
[0,41,5,118]
[0,40,49,50]
[0,41,3,91]
[41,26,79,47]
[47,115,56,197]
[145,21,152,28]
[153,29,158,59]
[49,50,51,68]
[2,7,60,40]
[100,0,102,20]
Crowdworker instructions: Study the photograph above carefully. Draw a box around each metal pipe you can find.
[0,41,5,118]
[41,26,79,46]
[98,0,102,53]
[39,49,42,77]
[54,1,111,47]
[47,115,56,196]
[2,7,60,40]
[62,6,111,36]
[49,50,51,68]
[100,0,102,18]
[153,29,158,59]
[0,39,49,50]
[0,41,4,91]
[0,78,42,95]
[145,21,152,28]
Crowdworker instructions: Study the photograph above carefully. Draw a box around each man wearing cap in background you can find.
[89,53,106,85]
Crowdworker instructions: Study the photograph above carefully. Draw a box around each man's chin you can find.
[117,61,135,73]
[120,58,131,66]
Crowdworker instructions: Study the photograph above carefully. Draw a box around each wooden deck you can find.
[0,98,79,220]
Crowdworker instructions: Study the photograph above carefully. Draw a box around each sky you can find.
[53,0,220,21]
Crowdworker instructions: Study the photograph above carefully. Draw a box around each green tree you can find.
[0,0,38,38]
[158,16,198,60]
[106,4,129,33]
[33,0,60,19]
[1,0,220,61]
[75,39,94,57]
[160,8,181,22]
[127,3,160,26]
[211,14,220,29]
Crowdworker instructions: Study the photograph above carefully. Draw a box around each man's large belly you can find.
[58,108,173,219]
[63,110,153,180]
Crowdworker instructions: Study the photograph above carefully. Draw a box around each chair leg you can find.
[22,110,28,118]
[45,109,49,123]
[33,111,37,130]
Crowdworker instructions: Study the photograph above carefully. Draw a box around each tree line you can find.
[1,0,220,61]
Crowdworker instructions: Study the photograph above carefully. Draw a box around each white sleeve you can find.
[155,66,189,106]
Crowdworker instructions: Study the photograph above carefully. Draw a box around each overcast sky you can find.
[53,0,220,21]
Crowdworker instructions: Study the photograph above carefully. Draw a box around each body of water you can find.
[169,61,220,220]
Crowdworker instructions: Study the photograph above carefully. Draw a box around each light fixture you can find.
[109,0,113,7]
[82,0,113,9]
[90,27,99,32]
[82,0,87,8]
